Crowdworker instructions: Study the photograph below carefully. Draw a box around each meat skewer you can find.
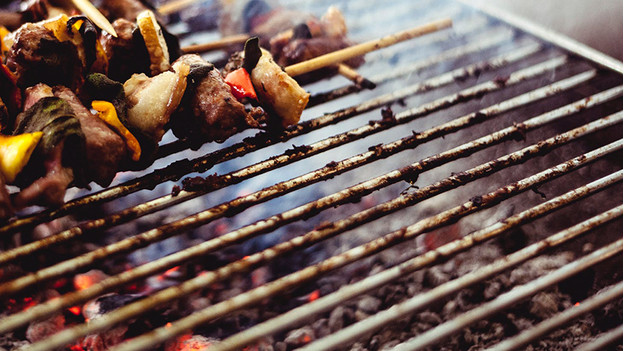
[182,33,376,88]
[0,1,450,218]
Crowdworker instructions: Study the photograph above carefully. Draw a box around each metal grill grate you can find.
[0,0,621,350]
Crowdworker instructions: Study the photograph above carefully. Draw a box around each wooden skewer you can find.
[182,35,375,88]
[182,34,249,54]
[285,17,452,77]
[70,0,118,37]
[158,0,197,15]
[335,63,376,89]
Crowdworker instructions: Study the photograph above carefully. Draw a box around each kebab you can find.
[176,0,369,86]
[0,1,450,218]
[0,7,309,216]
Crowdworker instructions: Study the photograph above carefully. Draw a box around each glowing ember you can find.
[166,334,216,351]
[74,270,109,291]
[52,277,68,289]
[22,296,36,310]
[68,306,81,315]
[308,289,320,302]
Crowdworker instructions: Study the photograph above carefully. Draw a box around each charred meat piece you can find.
[52,85,126,187]
[99,18,151,82]
[13,91,86,208]
[5,22,84,90]
[100,0,181,64]
[275,36,364,84]
[171,54,264,143]
[219,1,363,83]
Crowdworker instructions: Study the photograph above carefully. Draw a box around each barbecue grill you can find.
[0,0,622,350]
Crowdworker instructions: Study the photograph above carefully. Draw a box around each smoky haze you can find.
[480,0,623,60]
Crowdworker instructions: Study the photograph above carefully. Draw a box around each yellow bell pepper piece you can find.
[91,100,141,162]
[0,26,11,59]
[0,132,43,183]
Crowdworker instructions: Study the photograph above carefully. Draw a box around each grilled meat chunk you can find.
[5,22,84,90]
[13,91,86,208]
[171,54,264,143]
[99,18,150,82]
[53,86,126,186]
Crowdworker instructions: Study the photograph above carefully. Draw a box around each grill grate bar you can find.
[106,140,623,351]
[486,282,623,351]
[361,16,491,65]
[2,93,619,334]
[365,27,515,83]
[0,67,601,301]
[208,170,624,351]
[392,237,624,351]
[301,210,623,351]
[0,55,578,268]
[0,41,543,236]
[22,125,622,351]
[304,29,524,108]
[575,326,624,351]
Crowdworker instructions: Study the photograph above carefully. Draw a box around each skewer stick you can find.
[181,34,375,88]
[285,17,452,77]
[182,34,249,54]
[158,0,197,15]
[70,0,118,37]
[336,63,376,89]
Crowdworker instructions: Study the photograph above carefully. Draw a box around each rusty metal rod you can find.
[486,282,623,351]
[2,104,619,334]
[308,34,532,108]
[214,170,624,351]
[107,141,623,351]
[0,57,583,270]
[0,43,548,236]
[32,137,618,351]
[0,68,602,302]
[574,326,624,351]
[393,238,624,351]
[300,205,624,351]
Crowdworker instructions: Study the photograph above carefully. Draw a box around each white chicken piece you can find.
[250,49,310,127]
[123,62,190,143]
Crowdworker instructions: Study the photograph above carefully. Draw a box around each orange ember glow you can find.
[165,322,173,328]
[68,306,81,315]
[158,266,181,281]
[302,335,312,343]
[308,290,320,302]
[22,297,36,310]
[52,278,68,289]
[74,275,96,291]
[165,266,180,275]
[69,344,85,351]
[575,302,580,306]
[170,334,215,351]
